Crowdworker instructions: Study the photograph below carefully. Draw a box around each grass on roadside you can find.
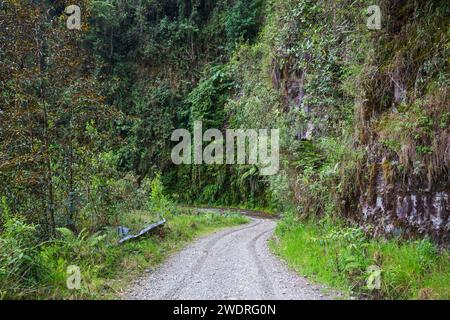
[1,208,249,300]
[271,213,450,300]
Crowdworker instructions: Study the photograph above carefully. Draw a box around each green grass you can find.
[271,214,450,300]
[1,208,249,300]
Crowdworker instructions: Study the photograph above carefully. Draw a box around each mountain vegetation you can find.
[0,0,448,299]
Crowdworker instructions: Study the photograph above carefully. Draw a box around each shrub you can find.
[0,208,44,298]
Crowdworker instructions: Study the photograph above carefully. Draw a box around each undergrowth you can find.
[271,213,450,300]
[0,208,249,299]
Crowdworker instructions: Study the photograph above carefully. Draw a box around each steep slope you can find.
[226,0,449,243]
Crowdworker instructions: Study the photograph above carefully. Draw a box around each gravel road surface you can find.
[125,216,337,300]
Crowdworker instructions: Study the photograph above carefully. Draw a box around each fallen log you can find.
[118,218,166,244]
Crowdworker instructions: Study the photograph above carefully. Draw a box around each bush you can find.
[0,212,44,299]
[146,173,175,218]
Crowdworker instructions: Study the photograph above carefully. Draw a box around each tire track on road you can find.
[163,218,263,299]
[126,210,338,300]
[247,228,275,299]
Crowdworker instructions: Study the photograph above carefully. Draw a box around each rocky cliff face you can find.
[355,1,449,244]
[361,159,449,244]
[269,0,449,244]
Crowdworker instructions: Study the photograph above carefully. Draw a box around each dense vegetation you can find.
[0,0,448,299]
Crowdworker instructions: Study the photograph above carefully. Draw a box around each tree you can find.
[0,0,112,236]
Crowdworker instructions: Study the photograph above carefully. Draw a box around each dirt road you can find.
[125,216,336,300]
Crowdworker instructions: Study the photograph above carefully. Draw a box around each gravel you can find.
[124,216,338,300]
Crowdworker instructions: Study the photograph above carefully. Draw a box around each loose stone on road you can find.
[125,215,336,300]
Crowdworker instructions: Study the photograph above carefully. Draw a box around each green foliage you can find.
[1,0,448,300]
[185,65,233,128]
[224,0,264,48]
[0,206,248,299]
[273,216,450,300]
[0,196,10,224]
[116,81,178,176]
[146,173,174,218]
[75,153,147,232]
[84,0,271,209]
[0,214,43,299]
